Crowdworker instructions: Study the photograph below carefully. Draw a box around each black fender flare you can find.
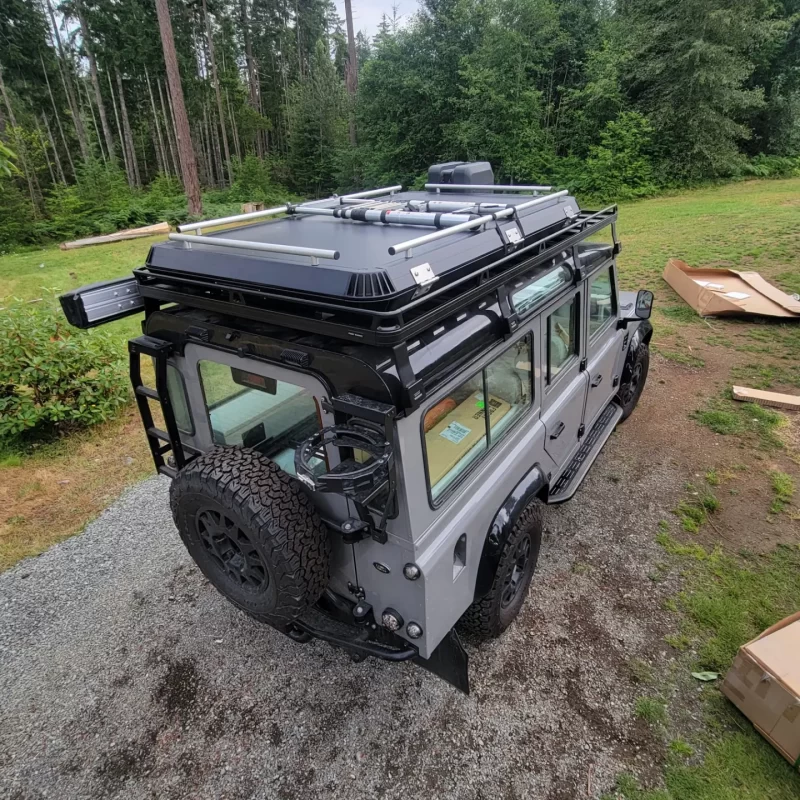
[473,464,547,600]
[621,320,652,380]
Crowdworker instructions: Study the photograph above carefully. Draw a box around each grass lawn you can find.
[1,179,799,795]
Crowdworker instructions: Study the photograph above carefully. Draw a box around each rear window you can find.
[198,361,323,477]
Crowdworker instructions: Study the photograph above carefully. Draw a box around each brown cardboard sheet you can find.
[663,258,800,319]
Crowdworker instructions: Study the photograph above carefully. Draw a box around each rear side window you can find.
[198,360,322,477]
[547,296,579,383]
[589,267,616,335]
[423,336,533,503]
[511,265,571,317]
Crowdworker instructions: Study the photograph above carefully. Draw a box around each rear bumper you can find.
[285,597,470,694]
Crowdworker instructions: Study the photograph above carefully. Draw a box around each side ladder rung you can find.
[135,385,160,400]
[147,426,171,442]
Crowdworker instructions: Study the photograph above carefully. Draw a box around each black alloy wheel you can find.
[196,508,268,591]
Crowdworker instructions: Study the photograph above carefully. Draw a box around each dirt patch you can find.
[0,406,153,571]
[632,316,800,553]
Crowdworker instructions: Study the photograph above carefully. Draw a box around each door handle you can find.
[591,374,603,388]
[550,421,566,440]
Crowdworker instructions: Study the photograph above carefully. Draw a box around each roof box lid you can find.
[427,161,494,190]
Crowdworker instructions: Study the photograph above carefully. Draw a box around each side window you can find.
[589,267,617,336]
[423,336,533,502]
[511,264,572,318]
[167,365,193,434]
[198,360,323,477]
[547,296,579,383]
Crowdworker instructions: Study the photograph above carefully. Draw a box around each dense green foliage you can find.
[0,297,129,442]
[1,0,800,248]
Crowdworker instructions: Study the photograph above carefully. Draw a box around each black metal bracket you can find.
[300,393,398,544]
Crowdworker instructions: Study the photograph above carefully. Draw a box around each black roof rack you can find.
[135,203,618,348]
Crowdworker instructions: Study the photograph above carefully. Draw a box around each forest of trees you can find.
[1,0,799,249]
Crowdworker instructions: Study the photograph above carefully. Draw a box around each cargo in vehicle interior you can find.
[60,161,655,693]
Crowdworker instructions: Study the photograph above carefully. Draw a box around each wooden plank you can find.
[60,221,170,250]
[732,385,800,411]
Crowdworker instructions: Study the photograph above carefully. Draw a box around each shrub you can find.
[0,296,129,443]
[578,111,659,201]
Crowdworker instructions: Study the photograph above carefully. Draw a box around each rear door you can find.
[583,264,625,429]
[540,290,588,467]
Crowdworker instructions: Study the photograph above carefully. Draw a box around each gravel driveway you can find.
[1,435,682,800]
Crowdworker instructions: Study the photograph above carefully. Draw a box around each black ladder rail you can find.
[129,335,190,478]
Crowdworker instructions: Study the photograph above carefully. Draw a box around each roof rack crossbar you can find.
[167,232,340,265]
[425,183,553,193]
[178,204,292,234]
[176,185,404,234]
[339,185,403,203]
[389,189,569,257]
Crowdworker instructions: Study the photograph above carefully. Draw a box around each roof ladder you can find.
[129,335,194,478]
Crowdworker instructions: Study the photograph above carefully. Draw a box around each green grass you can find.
[611,534,800,800]
[635,696,668,727]
[769,471,795,514]
[657,348,706,368]
[730,363,800,390]
[694,397,785,451]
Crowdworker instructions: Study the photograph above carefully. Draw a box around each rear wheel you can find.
[617,341,650,421]
[170,446,330,626]
[459,501,543,638]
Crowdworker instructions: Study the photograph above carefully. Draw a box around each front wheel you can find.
[459,501,543,638]
[617,341,650,421]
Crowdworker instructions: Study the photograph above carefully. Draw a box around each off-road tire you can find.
[617,341,650,422]
[459,501,543,638]
[170,446,329,625]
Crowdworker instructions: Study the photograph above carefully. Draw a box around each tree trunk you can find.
[209,103,224,187]
[108,72,133,186]
[82,77,106,162]
[45,0,90,161]
[158,78,180,179]
[0,66,40,216]
[145,67,169,176]
[115,68,140,187]
[37,117,57,185]
[240,0,258,106]
[225,86,241,162]
[42,113,66,183]
[76,0,116,163]
[41,53,76,178]
[203,104,216,185]
[202,0,231,183]
[155,0,202,215]
[344,0,358,146]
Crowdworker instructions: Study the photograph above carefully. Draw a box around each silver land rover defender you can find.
[61,162,653,692]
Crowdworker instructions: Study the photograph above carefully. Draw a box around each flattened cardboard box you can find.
[722,611,800,770]
[663,258,800,319]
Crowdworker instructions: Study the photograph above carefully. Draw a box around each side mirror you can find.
[635,290,654,320]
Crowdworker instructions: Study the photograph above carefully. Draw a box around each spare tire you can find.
[169,446,329,625]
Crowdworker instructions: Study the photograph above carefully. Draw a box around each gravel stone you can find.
[0,436,683,800]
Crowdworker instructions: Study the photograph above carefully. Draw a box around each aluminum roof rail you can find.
[168,233,339,265]
[177,185,403,233]
[389,190,569,257]
[425,183,553,193]
[339,185,402,203]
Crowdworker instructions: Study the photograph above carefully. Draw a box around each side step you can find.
[547,402,623,504]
